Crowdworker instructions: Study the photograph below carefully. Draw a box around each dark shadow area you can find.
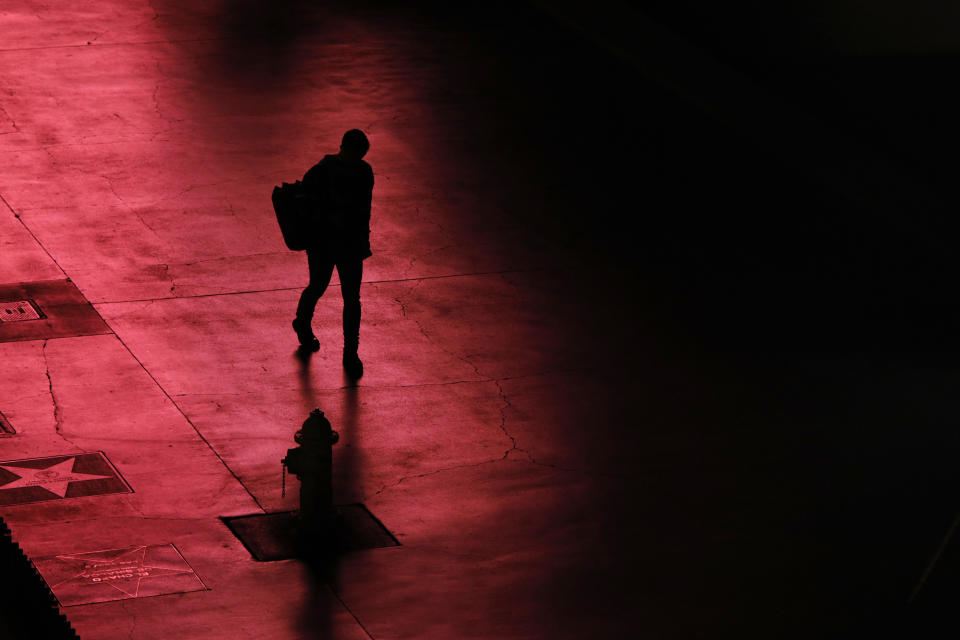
[288,354,369,634]
[214,0,324,82]
[107,1,960,634]
[294,347,316,410]
[384,1,960,355]
[626,1,960,351]
[331,2,960,636]
[298,557,336,640]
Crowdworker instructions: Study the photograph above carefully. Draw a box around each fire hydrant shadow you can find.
[286,356,367,634]
[297,554,340,639]
[285,378,366,635]
[285,409,343,638]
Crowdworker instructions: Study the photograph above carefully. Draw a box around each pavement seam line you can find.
[91,267,551,305]
[0,192,68,278]
[909,512,960,604]
[326,584,376,639]
[0,36,228,54]
[109,331,267,513]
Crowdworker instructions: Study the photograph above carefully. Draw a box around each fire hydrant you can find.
[282,409,339,539]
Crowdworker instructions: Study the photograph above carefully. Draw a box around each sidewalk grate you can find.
[0,299,43,322]
[223,504,399,561]
[0,280,111,343]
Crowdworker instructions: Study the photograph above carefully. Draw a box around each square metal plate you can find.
[32,544,207,606]
[224,504,400,561]
[0,452,132,506]
[0,299,43,322]
[0,279,110,343]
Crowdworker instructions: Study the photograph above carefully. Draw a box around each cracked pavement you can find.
[7,0,959,637]
[0,2,649,638]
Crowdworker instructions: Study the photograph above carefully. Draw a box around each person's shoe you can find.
[343,351,363,378]
[292,318,320,352]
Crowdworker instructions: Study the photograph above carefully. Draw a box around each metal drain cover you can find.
[0,280,110,343]
[223,504,399,561]
[0,300,43,322]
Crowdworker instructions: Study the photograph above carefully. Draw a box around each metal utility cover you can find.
[32,544,207,606]
[0,452,132,506]
[0,300,42,322]
[0,279,110,343]
[224,504,400,561]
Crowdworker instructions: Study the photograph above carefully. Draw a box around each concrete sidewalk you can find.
[2,1,956,638]
[0,2,646,638]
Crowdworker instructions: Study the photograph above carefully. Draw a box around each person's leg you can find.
[294,250,335,348]
[337,259,364,376]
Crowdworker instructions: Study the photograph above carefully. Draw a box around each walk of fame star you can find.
[33,544,207,606]
[52,546,195,598]
[0,456,113,497]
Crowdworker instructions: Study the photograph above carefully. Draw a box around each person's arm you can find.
[354,166,373,257]
[362,168,373,235]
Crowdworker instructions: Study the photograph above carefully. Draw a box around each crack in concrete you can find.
[406,243,453,275]
[393,283,533,461]
[413,204,446,233]
[372,458,501,497]
[369,454,592,500]
[41,339,78,447]
[97,173,180,294]
[99,172,166,239]
[156,262,177,294]
[86,29,109,45]
[41,340,62,433]
[151,80,165,122]
[41,144,59,169]
[179,250,289,268]
[493,378,533,462]
[0,104,19,133]
[146,0,161,22]
[149,59,182,141]
[119,599,138,640]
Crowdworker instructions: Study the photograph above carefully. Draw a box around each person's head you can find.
[339,129,370,163]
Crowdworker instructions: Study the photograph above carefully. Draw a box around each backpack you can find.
[272,180,320,251]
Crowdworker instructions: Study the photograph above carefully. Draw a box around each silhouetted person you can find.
[293,129,373,378]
